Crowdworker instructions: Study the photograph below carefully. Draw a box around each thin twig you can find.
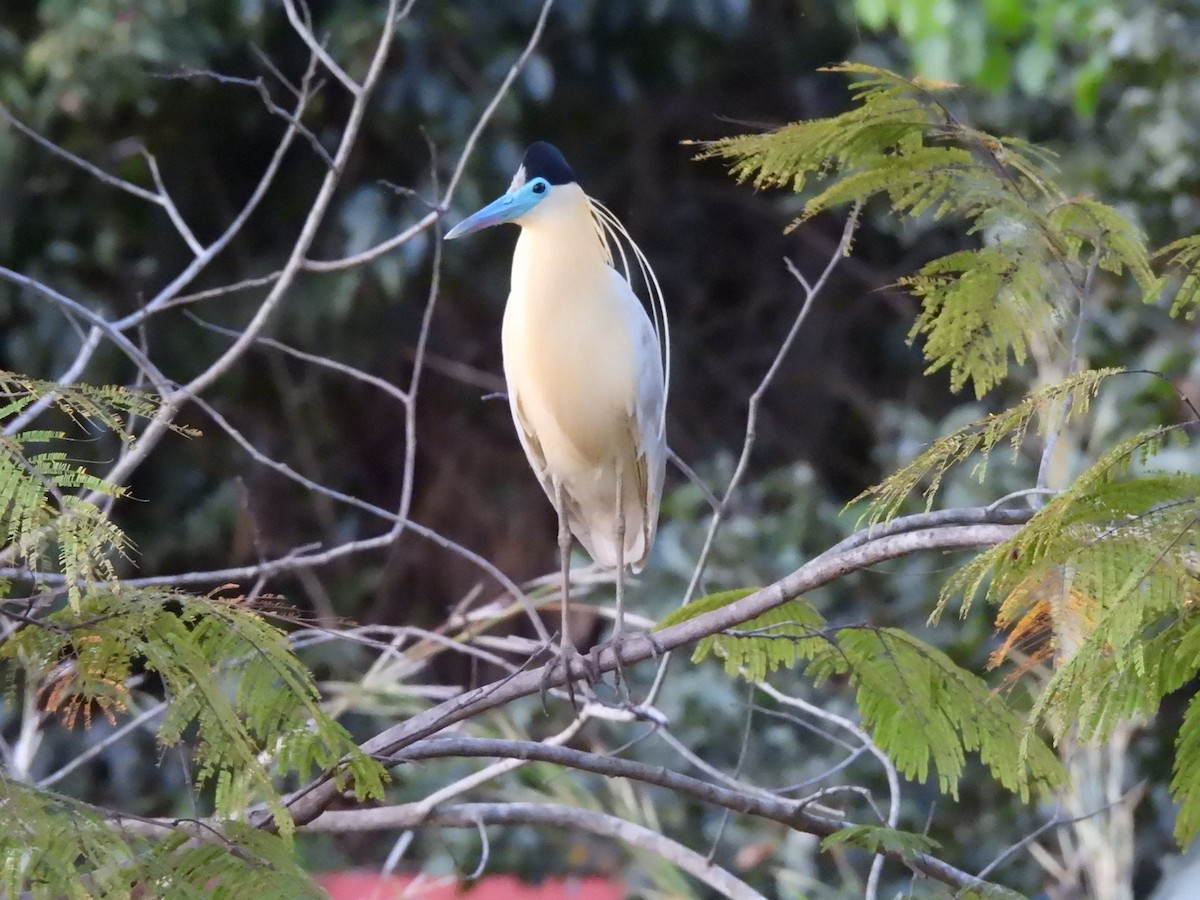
[646,204,862,706]
[1035,248,1099,497]
[759,682,901,899]
[38,702,167,789]
[141,148,204,255]
[276,521,1021,831]
[0,102,160,204]
[97,0,406,497]
[302,0,557,273]
[3,326,103,436]
[281,0,362,96]
[186,313,410,406]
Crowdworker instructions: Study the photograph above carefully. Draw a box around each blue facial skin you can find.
[445,177,551,239]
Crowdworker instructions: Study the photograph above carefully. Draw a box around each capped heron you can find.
[446,141,669,689]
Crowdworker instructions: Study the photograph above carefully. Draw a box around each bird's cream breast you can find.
[504,229,636,474]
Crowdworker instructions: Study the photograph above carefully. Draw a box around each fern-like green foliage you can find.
[943,430,1192,616]
[820,822,939,856]
[903,419,1200,837]
[697,59,1200,848]
[698,64,1162,398]
[665,592,1062,800]
[3,589,386,833]
[856,368,1121,527]
[1158,233,1200,317]
[0,431,128,609]
[0,373,193,609]
[0,780,324,899]
[0,376,387,892]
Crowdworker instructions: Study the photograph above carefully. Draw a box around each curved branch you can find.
[371,736,1019,898]
[277,522,1019,827]
[97,0,406,497]
[303,0,556,273]
[819,507,1032,558]
[303,801,766,900]
[281,0,363,97]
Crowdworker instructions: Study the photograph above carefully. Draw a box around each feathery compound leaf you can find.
[1047,199,1161,296]
[0,781,321,899]
[680,592,1061,797]
[941,426,1191,618]
[655,587,758,630]
[1173,693,1200,842]
[695,64,1040,228]
[0,376,194,608]
[0,370,172,438]
[856,369,1120,528]
[1158,233,1200,318]
[829,628,1061,798]
[820,823,940,855]
[692,597,830,682]
[1012,482,1200,739]
[904,242,1056,397]
[698,64,1159,397]
[3,589,387,834]
[0,434,130,608]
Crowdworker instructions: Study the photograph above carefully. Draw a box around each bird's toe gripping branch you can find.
[539,638,601,712]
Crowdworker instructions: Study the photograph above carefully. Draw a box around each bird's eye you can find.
[531,181,547,194]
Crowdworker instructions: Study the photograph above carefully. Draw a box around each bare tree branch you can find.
[307,801,767,900]
[646,203,862,706]
[303,0,556,273]
[281,0,363,97]
[0,102,161,204]
[95,0,406,497]
[275,520,1019,830]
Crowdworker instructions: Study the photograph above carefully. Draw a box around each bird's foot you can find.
[539,638,599,712]
[588,628,664,704]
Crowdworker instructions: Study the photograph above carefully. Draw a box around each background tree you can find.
[1,2,1199,898]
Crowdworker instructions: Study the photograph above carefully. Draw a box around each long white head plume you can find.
[586,196,671,438]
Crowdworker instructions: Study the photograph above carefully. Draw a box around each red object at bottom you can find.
[315,872,625,900]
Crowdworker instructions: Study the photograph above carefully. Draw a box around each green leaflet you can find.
[0,781,324,899]
[1158,233,1200,318]
[675,591,1062,799]
[0,377,387,891]
[693,59,1200,847]
[1172,693,1200,843]
[820,822,939,855]
[694,598,830,683]
[0,374,194,609]
[655,587,759,630]
[0,370,179,440]
[940,428,1194,618]
[0,435,129,609]
[4,590,387,835]
[698,64,1158,398]
[930,441,1200,837]
[854,368,1121,530]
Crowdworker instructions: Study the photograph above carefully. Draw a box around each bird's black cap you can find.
[521,141,575,185]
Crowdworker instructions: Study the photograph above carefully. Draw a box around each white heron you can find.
[446,141,669,689]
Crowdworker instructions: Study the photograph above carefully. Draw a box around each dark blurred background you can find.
[2,0,1199,895]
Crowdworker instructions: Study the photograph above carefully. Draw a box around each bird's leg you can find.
[557,481,572,639]
[540,480,589,710]
[612,466,630,698]
[589,464,633,700]
[614,466,627,638]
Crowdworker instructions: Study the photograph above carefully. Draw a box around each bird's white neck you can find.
[510,184,609,305]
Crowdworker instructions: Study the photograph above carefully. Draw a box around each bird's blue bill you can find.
[445,181,547,239]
